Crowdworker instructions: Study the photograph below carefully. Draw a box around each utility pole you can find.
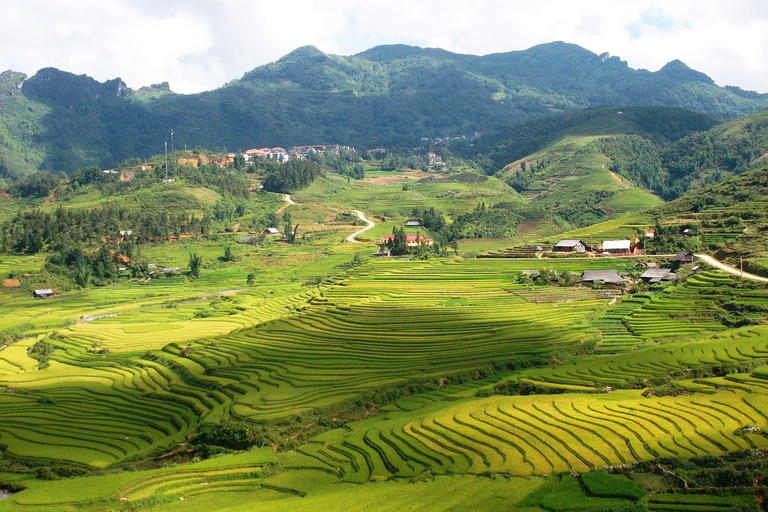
[165,141,168,184]
[171,129,174,153]
[741,256,744,277]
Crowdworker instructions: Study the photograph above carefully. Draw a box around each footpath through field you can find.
[696,254,768,282]
[346,210,376,243]
[276,194,295,214]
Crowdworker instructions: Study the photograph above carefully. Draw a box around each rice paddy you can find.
[1,256,766,511]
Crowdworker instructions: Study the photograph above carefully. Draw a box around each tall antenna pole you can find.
[165,141,168,184]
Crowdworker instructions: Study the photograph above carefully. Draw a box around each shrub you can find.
[192,421,264,451]
[580,472,646,501]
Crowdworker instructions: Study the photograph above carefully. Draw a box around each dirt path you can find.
[600,157,630,190]
[604,165,630,189]
[346,210,376,243]
[276,194,295,214]
[696,254,768,283]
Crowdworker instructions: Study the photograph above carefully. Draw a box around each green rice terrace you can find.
[2,252,768,511]
[3,151,768,510]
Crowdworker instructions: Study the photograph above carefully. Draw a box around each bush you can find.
[580,472,646,501]
[192,421,264,451]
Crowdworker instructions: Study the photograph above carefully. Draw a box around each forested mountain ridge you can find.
[1,41,768,177]
[478,104,768,200]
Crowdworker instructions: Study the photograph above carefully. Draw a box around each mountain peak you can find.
[280,45,328,62]
[657,59,713,84]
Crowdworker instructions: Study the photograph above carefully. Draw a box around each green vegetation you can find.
[1,43,767,177]
[476,106,719,175]
[3,91,768,512]
[260,159,324,193]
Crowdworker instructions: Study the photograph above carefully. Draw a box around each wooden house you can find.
[553,239,586,253]
[639,268,679,283]
[582,270,625,285]
[672,251,696,264]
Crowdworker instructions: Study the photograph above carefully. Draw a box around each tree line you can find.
[0,206,212,255]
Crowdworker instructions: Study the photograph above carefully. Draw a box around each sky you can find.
[2,0,767,94]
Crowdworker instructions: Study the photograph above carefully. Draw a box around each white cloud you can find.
[0,0,766,94]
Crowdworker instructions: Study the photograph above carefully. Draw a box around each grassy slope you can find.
[3,155,768,511]
[498,134,661,237]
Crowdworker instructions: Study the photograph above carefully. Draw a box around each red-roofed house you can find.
[381,234,434,247]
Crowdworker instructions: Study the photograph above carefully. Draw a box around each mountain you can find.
[651,165,768,275]
[478,104,768,200]
[2,42,768,177]
[473,105,721,173]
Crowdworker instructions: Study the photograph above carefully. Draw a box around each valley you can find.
[1,55,768,510]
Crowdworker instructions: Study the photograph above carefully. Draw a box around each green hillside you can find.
[2,42,768,176]
[478,104,768,203]
[593,107,768,199]
[3,48,768,512]
[475,105,720,174]
[652,166,768,274]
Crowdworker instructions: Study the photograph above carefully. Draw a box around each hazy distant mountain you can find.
[1,41,767,176]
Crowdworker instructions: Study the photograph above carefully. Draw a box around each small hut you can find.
[582,270,625,285]
[553,240,586,253]
[672,251,696,264]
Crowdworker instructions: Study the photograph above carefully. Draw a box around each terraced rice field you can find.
[514,326,768,391]
[1,448,277,510]
[0,259,607,466]
[624,273,742,341]
[554,214,652,242]
[1,256,766,512]
[647,493,757,511]
[288,377,768,483]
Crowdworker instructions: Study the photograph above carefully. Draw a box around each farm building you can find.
[602,240,631,254]
[381,234,433,247]
[553,239,586,253]
[582,270,625,285]
[672,251,696,264]
[33,289,54,298]
[639,268,679,283]
[263,228,280,235]
[405,220,421,227]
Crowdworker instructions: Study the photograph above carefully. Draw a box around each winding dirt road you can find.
[346,210,376,243]
[276,194,295,214]
[696,254,768,283]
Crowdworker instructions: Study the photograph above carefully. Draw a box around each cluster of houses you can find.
[379,234,434,247]
[578,251,696,288]
[240,144,356,164]
[102,165,153,182]
[421,132,482,145]
[146,264,180,277]
[553,239,635,255]
[426,152,445,167]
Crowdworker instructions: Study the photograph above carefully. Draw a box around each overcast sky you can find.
[2,0,767,94]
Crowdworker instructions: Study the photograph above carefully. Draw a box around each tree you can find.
[222,246,235,262]
[347,164,365,180]
[284,223,299,243]
[188,253,203,277]
[388,227,408,256]
[73,260,92,288]
[246,273,256,286]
